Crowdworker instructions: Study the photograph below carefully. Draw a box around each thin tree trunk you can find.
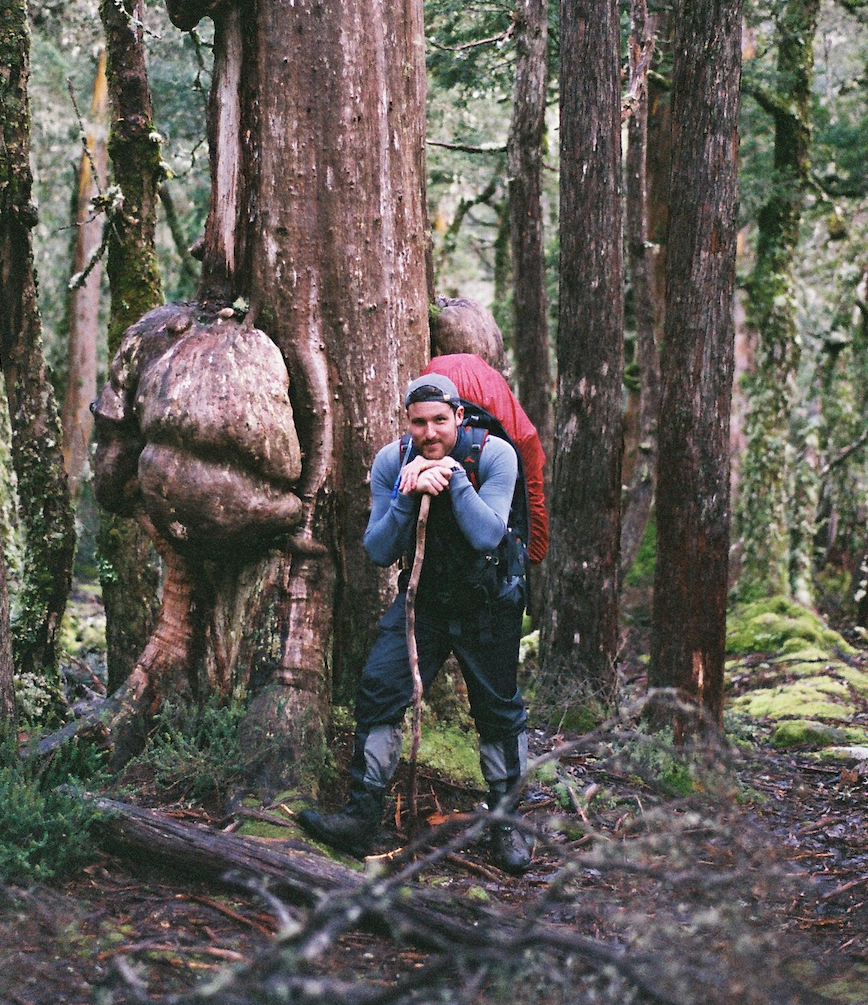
[98,0,162,695]
[620,0,661,580]
[649,0,742,735]
[0,0,76,690]
[0,541,14,722]
[61,48,108,500]
[736,0,821,603]
[508,0,553,467]
[541,0,624,706]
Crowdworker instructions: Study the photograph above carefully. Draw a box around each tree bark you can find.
[735,0,821,603]
[0,542,14,722]
[649,0,742,734]
[0,0,76,690]
[508,0,553,491]
[98,0,163,695]
[620,0,661,581]
[541,0,624,706]
[101,0,431,791]
[61,47,109,500]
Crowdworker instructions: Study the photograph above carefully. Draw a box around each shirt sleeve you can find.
[448,436,517,551]
[363,442,417,567]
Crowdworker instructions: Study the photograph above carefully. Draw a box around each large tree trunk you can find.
[508,0,553,496]
[0,0,76,691]
[98,0,163,695]
[61,47,109,500]
[649,0,742,735]
[122,0,430,793]
[735,0,820,603]
[540,0,624,706]
[620,0,661,581]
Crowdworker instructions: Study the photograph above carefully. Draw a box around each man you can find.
[298,372,532,874]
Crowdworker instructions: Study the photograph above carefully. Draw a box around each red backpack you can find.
[423,354,549,564]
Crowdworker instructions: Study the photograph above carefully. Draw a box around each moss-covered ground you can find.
[725,595,868,755]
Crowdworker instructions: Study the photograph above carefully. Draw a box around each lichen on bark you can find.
[0,0,76,699]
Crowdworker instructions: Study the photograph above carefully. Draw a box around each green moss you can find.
[838,667,868,696]
[816,964,868,1002]
[726,596,856,656]
[783,659,842,678]
[532,758,559,786]
[553,702,605,735]
[772,720,848,748]
[404,720,484,788]
[730,677,850,721]
[624,514,657,588]
[774,644,834,663]
[235,818,294,840]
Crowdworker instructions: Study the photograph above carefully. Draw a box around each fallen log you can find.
[91,797,655,984]
[92,797,506,952]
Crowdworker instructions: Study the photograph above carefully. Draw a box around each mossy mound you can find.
[729,677,850,721]
[405,720,485,788]
[726,596,856,656]
[771,720,850,749]
[724,597,868,751]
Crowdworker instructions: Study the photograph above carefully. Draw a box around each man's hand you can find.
[399,455,458,496]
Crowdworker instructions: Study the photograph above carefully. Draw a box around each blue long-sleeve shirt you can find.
[363,430,518,568]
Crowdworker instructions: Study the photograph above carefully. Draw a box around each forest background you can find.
[0,0,866,794]
[4,0,868,1000]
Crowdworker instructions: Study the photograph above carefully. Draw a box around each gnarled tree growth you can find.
[94,0,429,787]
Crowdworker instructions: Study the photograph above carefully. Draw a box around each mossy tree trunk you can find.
[98,0,163,695]
[736,0,821,604]
[152,0,429,795]
[507,0,553,469]
[649,0,741,735]
[540,0,624,706]
[0,0,76,693]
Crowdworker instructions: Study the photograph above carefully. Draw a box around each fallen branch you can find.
[92,797,707,1005]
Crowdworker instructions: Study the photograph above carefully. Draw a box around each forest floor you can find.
[3,591,868,1004]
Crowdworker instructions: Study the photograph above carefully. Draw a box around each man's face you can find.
[407,401,463,460]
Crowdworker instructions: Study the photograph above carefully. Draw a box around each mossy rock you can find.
[838,666,868,697]
[726,596,856,657]
[775,644,836,663]
[553,702,604,735]
[729,677,850,721]
[772,720,848,749]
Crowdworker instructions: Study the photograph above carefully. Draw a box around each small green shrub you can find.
[0,731,103,883]
[128,695,247,805]
[612,727,735,799]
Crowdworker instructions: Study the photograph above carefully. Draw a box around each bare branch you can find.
[428,139,508,155]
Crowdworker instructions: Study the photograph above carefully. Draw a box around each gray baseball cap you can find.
[404,372,461,409]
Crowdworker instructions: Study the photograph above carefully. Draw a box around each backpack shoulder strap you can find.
[459,424,489,490]
[391,434,416,499]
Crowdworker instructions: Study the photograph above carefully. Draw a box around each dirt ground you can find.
[4,631,868,1004]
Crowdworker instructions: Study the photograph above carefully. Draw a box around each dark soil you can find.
[4,632,868,1003]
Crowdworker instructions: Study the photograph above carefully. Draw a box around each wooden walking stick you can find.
[406,492,431,832]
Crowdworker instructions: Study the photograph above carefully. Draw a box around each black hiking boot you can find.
[487,790,533,876]
[297,784,384,859]
[490,822,533,875]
